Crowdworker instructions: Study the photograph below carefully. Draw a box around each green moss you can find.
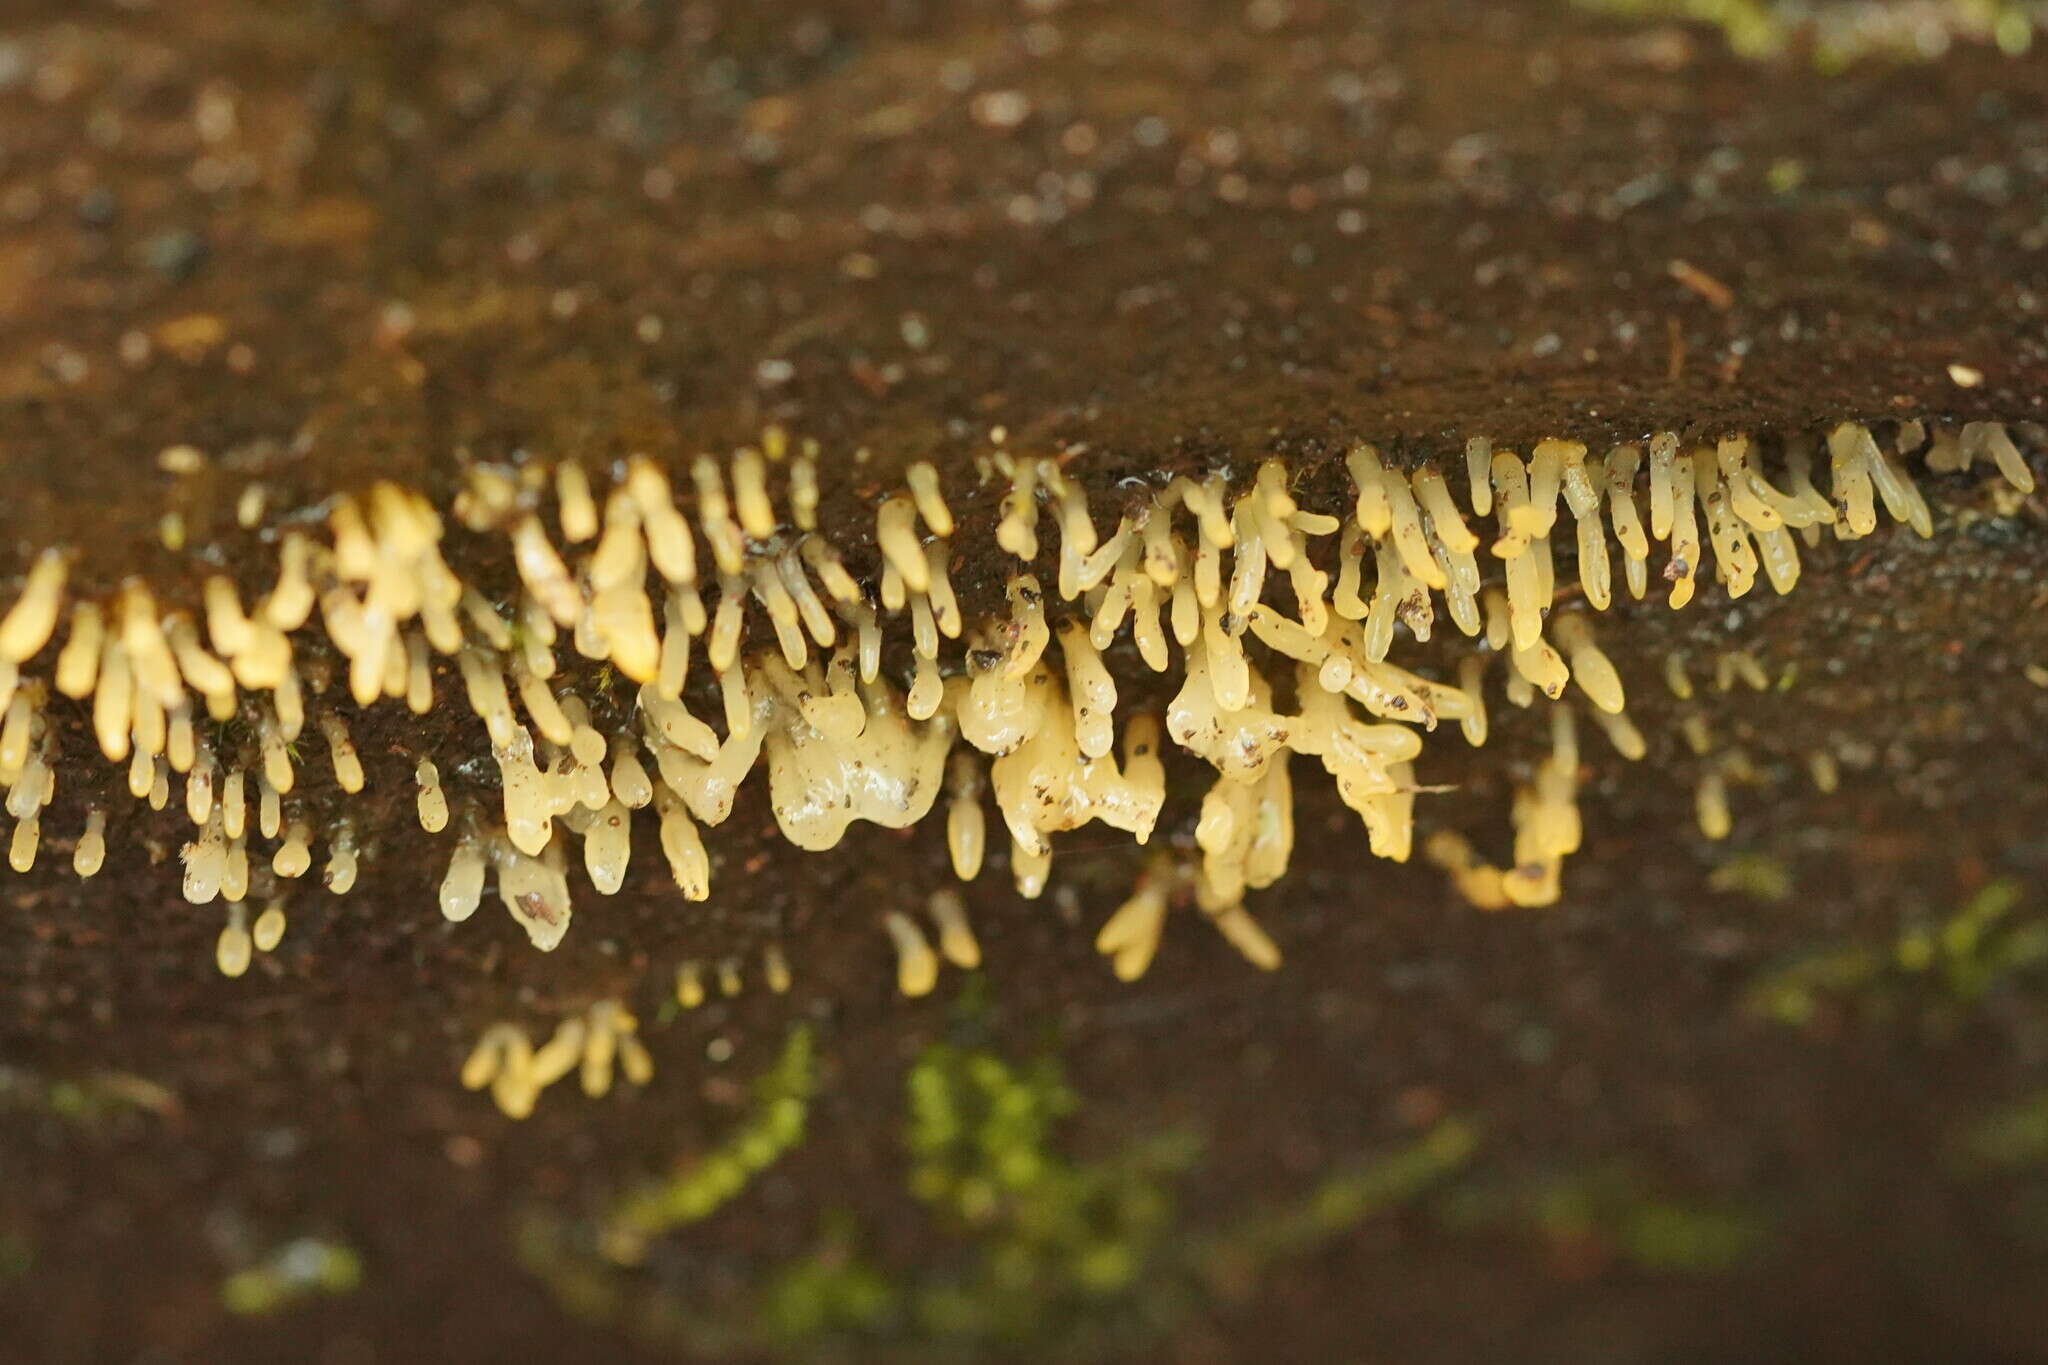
[889,1041,1199,1346]
[1618,1199,1769,1273]
[1949,1090,2048,1172]
[513,1219,625,1326]
[1745,880,2046,1036]
[513,1023,1483,1358]
[1573,0,2040,66]
[1745,942,1886,1027]
[758,1216,897,1348]
[758,1056,1481,1356]
[0,1069,177,1128]
[1944,1092,2048,1246]
[1196,1120,1480,1298]
[599,1025,816,1266]
[1708,852,1794,904]
[1440,1163,1769,1275]
[220,1239,362,1317]
[0,1227,32,1283]
[1576,0,1788,58]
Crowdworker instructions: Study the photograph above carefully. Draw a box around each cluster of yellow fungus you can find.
[0,416,2030,985]
[460,1000,653,1119]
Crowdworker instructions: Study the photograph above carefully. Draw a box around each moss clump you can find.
[1746,880,2048,1034]
[1574,0,2040,66]
[898,1042,1199,1335]
[219,1238,362,1317]
[598,1025,816,1266]
[1439,1163,1770,1275]
[1951,1090,2048,1172]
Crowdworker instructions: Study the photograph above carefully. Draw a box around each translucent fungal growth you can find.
[1964,422,2037,494]
[458,998,652,1119]
[325,825,360,895]
[272,823,312,879]
[762,944,793,995]
[1290,675,1422,854]
[1011,839,1052,900]
[885,911,940,997]
[252,902,287,954]
[1206,901,1283,972]
[182,810,229,904]
[416,759,449,833]
[1195,759,1297,907]
[0,414,2024,994]
[555,463,599,544]
[1096,858,1174,982]
[1426,831,1511,912]
[494,726,555,857]
[653,789,711,901]
[925,889,981,970]
[1697,769,1734,840]
[676,960,712,1009]
[574,799,629,898]
[1457,655,1490,748]
[1589,705,1647,761]
[760,661,954,851]
[55,603,102,699]
[216,905,253,979]
[0,552,67,664]
[990,670,1165,858]
[905,461,955,538]
[320,712,365,793]
[494,838,573,951]
[1551,615,1625,715]
[1828,423,1881,537]
[73,809,106,879]
[440,834,487,923]
[945,752,988,881]
[8,811,38,874]
[1056,621,1118,759]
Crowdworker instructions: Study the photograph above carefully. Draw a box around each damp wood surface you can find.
[0,0,2044,593]
[9,517,2048,1364]
[5,1,2048,1363]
